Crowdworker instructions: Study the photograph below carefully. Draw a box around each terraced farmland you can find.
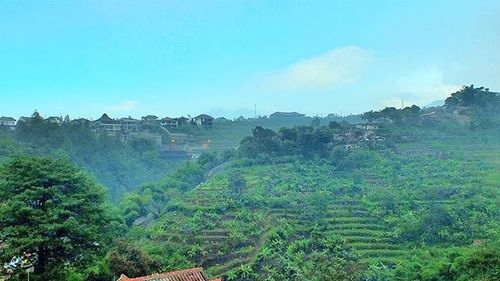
[323,201,404,264]
[141,165,394,278]
[136,134,499,280]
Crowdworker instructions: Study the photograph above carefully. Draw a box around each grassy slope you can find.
[131,129,499,279]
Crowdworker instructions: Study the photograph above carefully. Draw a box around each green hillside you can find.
[2,86,499,281]
[128,126,499,280]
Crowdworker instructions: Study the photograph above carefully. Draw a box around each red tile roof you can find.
[117,267,219,281]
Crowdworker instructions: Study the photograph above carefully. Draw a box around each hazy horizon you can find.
[1,1,499,119]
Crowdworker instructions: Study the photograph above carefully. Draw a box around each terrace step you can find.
[215,249,254,263]
[329,207,367,212]
[344,236,392,244]
[329,201,366,206]
[348,243,400,250]
[204,243,254,262]
[203,235,228,243]
[327,210,369,216]
[201,229,229,236]
[356,249,406,258]
[328,223,385,231]
[330,229,389,237]
[279,214,319,222]
[359,257,404,266]
[208,256,253,276]
[268,208,304,215]
[204,245,225,253]
[326,217,379,224]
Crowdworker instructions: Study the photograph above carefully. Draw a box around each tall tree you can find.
[0,156,115,280]
[105,240,161,278]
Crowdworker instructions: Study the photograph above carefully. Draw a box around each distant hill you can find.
[424,100,444,108]
[269,111,306,118]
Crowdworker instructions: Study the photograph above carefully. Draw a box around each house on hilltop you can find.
[0,117,16,131]
[46,116,63,124]
[174,116,190,126]
[160,117,178,130]
[94,113,121,135]
[117,267,221,281]
[71,118,91,126]
[193,114,214,129]
[120,117,140,133]
[142,115,160,125]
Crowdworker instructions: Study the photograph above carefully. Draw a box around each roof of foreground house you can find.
[117,267,221,281]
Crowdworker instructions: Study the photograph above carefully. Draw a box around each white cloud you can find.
[107,100,140,112]
[258,46,373,93]
[380,67,461,108]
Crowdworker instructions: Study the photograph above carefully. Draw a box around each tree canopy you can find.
[445,85,500,111]
[0,156,119,280]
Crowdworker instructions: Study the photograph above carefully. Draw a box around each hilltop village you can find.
[0,110,391,159]
[1,113,216,160]
[0,96,491,162]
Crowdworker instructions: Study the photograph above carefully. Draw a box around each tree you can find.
[443,242,500,280]
[105,240,161,278]
[401,105,421,123]
[380,107,402,124]
[310,117,321,127]
[445,85,500,112]
[328,121,344,132]
[361,110,378,123]
[197,152,219,170]
[240,126,281,156]
[0,156,114,280]
[311,128,333,156]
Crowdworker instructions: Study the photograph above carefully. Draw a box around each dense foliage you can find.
[120,161,208,226]
[445,85,500,112]
[0,86,498,280]
[1,111,173,201]
[240,124,350,158]
[110,87,499,280]
[0,157,123,280]
[114,122,498,280]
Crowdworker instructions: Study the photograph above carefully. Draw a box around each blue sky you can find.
[1,1,499,119]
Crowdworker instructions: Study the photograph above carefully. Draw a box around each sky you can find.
[1,0,500,119]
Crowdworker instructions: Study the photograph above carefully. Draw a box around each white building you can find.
[0,117,16,131]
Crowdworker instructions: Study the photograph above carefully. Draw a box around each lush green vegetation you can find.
[0,157,124,281]
[0,112,175,201]
[121,127,498,280]
[0,111,358,200]
[1,86,499,280]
